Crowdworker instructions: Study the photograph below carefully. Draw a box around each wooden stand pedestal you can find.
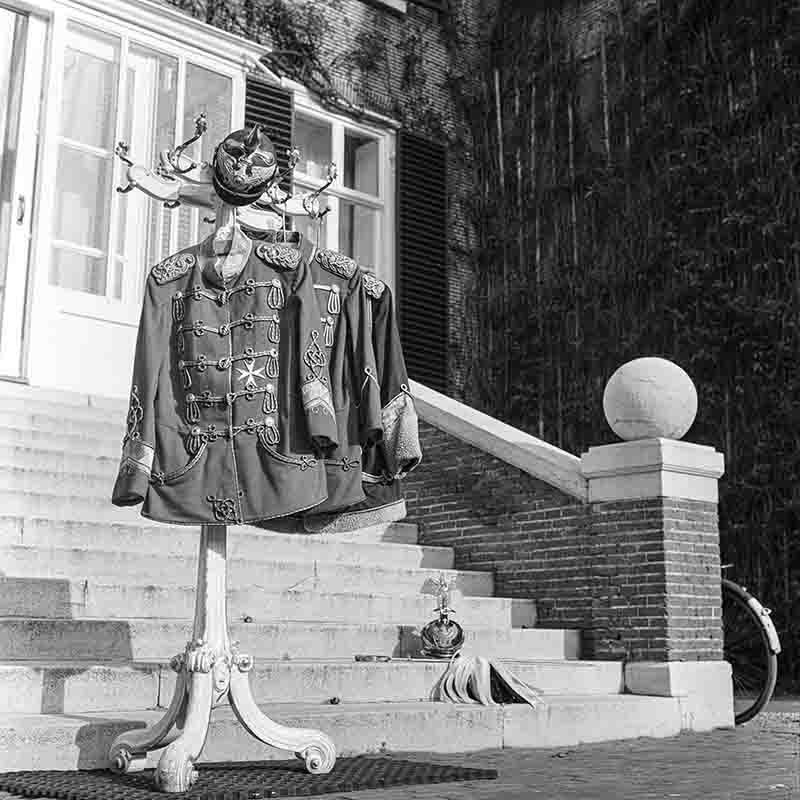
[108,524,337,792]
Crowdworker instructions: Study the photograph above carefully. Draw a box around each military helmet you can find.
[212,124,278,206]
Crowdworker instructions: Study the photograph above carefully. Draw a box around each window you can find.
[291,108,389,275]
[49,21,232,303]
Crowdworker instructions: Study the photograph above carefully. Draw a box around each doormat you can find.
[0,757,498,799]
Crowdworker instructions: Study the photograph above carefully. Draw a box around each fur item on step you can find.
[431,654,544,707]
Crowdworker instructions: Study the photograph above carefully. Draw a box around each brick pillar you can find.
[581,437,733,730]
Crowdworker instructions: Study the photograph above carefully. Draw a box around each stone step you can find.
[0,409,122,440]
[0,488,423,533]
[0,425,119,459]
[0,465,114,498]
[0,659,623,714]
[0,444,119,477]
[0,695,682,771]
[0,388,125,423]
[0,517,437,568]
[0,578,535,628]
[0,545,490,597]
[0,381,125,413]
[0,618,579,662]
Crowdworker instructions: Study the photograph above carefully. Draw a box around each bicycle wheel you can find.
[721,579,778,724]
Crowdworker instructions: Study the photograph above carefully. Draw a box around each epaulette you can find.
[360,269,386,300]
[151,253,195,285]
[316,249,357,279]
[255,243,301,271]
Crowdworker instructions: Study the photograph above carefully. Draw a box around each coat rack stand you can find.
[108,524,336,793]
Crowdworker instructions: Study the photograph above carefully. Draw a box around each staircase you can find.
[0,381,683,772]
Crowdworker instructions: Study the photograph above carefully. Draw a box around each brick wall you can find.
[406,421,724,662]
[588,499,723,662]
[406,421,592,631]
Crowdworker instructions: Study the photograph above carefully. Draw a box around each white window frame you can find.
[14,0,266,328]
[292,90,396,289]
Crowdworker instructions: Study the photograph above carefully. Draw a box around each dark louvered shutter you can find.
[396,131,448,392]
[244,75,293,193]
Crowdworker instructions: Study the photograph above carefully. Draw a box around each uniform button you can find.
[265,416,275,426]
[218,290,228,305]
[178,360,185,369]
[225,392,236,406]
[218,357,231,369]
[266,383,274,392]
[269,348,278,357]
[219,324,230,336]
[186,393,196,402]
[331,285,340,293]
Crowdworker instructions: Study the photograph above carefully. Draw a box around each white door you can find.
[0,9,45,378]
[28,16,235,397]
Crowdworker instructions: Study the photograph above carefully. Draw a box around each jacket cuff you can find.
[301,377,338,455]
[111,439,154,506]
[381,391,422,479]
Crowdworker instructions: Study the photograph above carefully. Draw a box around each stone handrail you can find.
[409,380,588,502]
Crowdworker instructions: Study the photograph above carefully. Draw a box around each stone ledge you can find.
[625,661,734,731]
[580,438,725,503]
[410,381,588,502]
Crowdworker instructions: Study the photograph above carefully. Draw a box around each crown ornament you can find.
[420,574,465,659]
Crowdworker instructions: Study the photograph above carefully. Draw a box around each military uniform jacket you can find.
[301,269,422,533]
[308,247,383,514]
[111,233,339,525]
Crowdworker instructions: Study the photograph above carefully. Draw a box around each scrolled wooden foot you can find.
[154,741,199,793]
[297,739,337,775]
[229,656,336,774]
[154,661,214,793]
[108,668,188,772]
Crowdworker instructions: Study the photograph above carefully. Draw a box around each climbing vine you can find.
[446,0,800,690]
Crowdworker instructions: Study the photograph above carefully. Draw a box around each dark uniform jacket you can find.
[300,269,422,533]
[111,232,339,525]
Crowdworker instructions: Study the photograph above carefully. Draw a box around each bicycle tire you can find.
[721,578,778,724]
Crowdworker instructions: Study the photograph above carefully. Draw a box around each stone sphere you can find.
[603,357,698,441]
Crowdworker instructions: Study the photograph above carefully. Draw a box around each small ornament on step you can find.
[420,574,464,658]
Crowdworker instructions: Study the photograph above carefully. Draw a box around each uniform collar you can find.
[198,223,254,287]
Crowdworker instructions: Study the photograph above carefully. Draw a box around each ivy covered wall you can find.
[452,0,800,690]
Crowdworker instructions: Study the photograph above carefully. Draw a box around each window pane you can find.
[344,131,378,196]
[295,115,331,180]
[61,25,119,149]
[339,201,377,268]
[180,64,231,249]
[53,146,112,250]
[123,46,178,294]
[50,248,106,295]
[184,63,231,164]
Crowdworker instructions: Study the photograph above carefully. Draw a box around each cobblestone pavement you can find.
[303,710,800,800]
[0,711,796,800]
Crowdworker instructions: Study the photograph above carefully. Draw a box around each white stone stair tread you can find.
[0,658,622,713]
[0,545,491,598]
[0,617,580,662]
[0,695,683,771]
[0,517,434,563]
[0,578,536,627]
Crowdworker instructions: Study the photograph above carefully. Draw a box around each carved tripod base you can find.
[108,524,336,793]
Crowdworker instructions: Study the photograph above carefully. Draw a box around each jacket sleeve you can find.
[111,279,167,506]
[294,258,339,455]
[371,282,422,479]
[346,272,382,447]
